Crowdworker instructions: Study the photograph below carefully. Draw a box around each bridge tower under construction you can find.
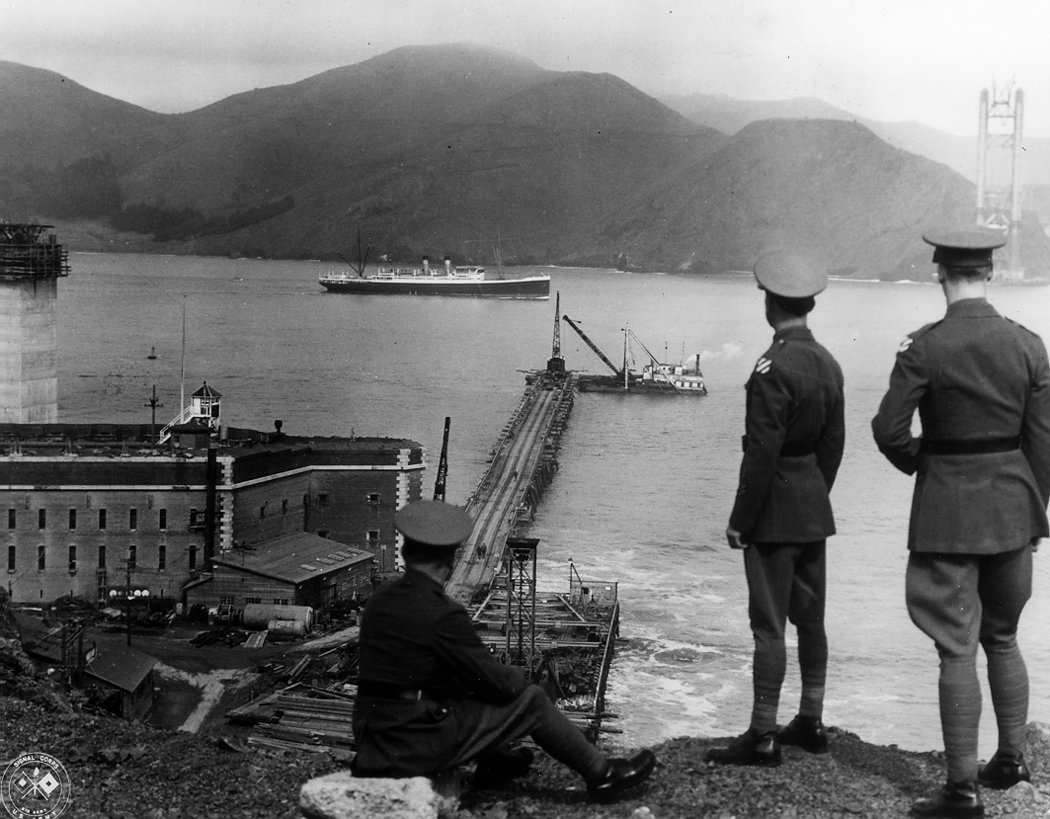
[0,224,69,422]
[976,83,1025,280]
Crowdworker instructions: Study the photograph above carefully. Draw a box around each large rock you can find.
[1026,721,1050,771]
[299,770,463,819]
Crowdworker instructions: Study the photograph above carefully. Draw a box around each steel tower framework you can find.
[505,537,538,672]
[976,83,1024,278]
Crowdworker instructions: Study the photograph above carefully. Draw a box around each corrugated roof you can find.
[85,645,157,692]
[212,532,374,584]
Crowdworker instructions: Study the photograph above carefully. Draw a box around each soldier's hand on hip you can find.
[726,527,748,550]
[1032,538,1042,554]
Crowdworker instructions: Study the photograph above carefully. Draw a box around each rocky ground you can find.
[3,694,1049,819]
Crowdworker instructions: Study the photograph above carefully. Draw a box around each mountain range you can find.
[1,44,1047,279]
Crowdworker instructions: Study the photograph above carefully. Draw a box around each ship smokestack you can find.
[445,256,452,275]
[423,256,430,275]
[695,354,700,375]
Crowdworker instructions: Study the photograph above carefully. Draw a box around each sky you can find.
[2,0,1047,136]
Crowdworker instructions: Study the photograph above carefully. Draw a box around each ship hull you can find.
[319,275,550,299]
[576,375,707,395]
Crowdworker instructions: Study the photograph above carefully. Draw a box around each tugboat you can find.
[562,315,707,395]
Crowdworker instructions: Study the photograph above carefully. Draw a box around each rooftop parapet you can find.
[0,223,70,280]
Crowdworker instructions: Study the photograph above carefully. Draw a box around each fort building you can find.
[1,419,425,606]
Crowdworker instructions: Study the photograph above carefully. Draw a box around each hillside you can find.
[4,44,1044,278]
[600,118,978,279]
[661,90,1050,192]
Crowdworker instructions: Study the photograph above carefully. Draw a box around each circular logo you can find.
[0,752,72,819]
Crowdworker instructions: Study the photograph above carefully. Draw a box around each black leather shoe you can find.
[705,728,781,766]
[777,715,829,754]
[473,747,534,786]
[910,781,984,818]
[586,749,656,803]
[978,751,1030,789]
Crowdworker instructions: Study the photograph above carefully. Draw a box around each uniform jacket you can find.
[353,568,528,775]
[729,325,845,542]
[872,298,1050,553]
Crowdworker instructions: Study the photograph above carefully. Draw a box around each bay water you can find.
[59,253,1050,757]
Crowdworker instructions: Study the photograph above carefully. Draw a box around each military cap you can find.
[923,225,1005,268]
[753,251,828,298]
[395,500,473,547]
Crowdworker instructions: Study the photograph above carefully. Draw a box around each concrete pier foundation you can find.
[0,225,68,423]
[0,276,59,422]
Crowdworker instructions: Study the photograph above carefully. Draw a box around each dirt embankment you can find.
[3,695,1050,819]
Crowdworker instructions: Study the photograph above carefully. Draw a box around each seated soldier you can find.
[351,500,656,802]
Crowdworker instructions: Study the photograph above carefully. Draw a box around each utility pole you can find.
[125,555,132,646]
[144,385,163,443]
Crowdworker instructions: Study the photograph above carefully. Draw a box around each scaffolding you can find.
[504,537,538,672]
[0,224,70,281]
[976,83,1025,280]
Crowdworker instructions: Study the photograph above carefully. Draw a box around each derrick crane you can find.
[433,416,451,501]
[562,316,622,376]
[546,292,565,375]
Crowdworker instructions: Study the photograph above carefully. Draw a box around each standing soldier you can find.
[708,251,845,766]
[872,227,1050,818]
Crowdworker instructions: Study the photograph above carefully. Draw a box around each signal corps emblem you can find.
[1,752,72,819]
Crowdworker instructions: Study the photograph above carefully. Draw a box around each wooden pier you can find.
[447,372,575,601]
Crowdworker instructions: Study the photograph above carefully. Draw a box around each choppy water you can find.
[59,254,1050,756]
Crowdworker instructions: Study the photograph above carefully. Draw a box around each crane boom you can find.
[562,316,622,376]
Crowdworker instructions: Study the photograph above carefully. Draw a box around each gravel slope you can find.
[4,696,1049,819]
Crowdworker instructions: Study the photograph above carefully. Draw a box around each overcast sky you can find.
[3,0,1047,136]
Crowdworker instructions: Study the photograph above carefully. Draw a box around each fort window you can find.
[69,509,76,530]
[98,545,106,569]
[367,530,380,545]
[38,509,46,530]
[189,509,198,528]
[159,509,167,531]
[158,544,166,572]
[68,545,76,574]
[7,509,14,530]
[282,499,288,515]
[367,492,381,507]
[318,530,329,539]
[37,545,45,571]
[318,492,329,506]
[273,598,289,605]
[188,545,197,571]
[7,545,14,572]
[98,509,107,530]
[245,596,262,604]
[129,509,137,531]
[260,505,266,519]
[127,545,137,570]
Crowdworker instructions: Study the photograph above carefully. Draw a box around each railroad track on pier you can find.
[448,383,562,601]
